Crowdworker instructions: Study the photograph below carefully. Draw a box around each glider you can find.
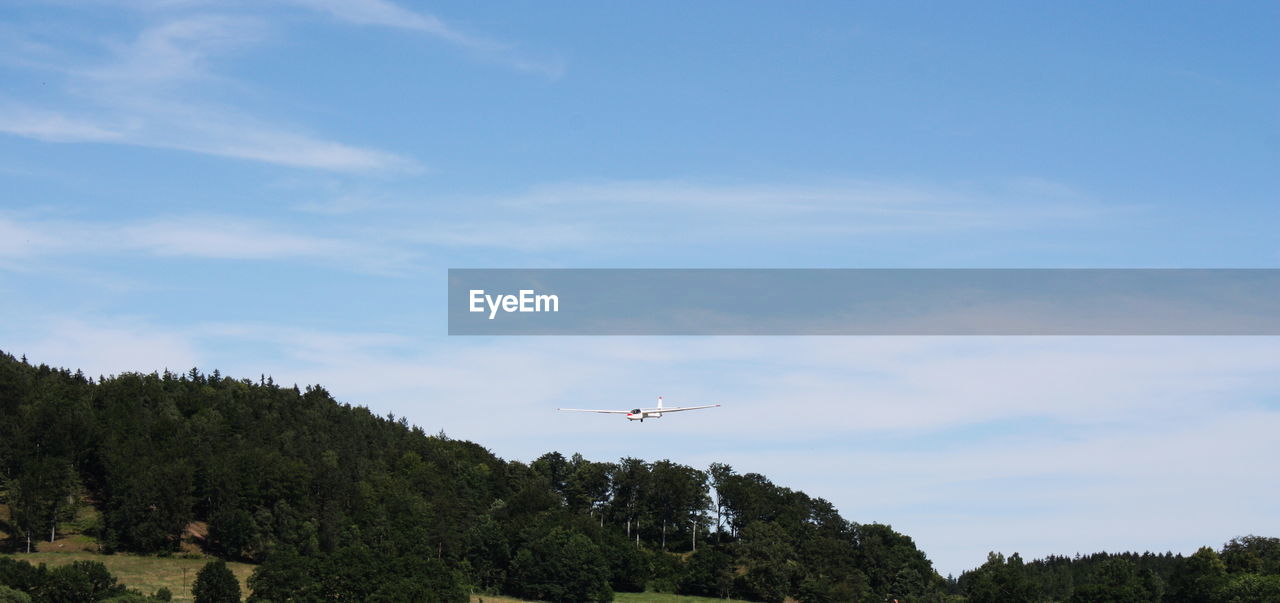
[558,396,720,422]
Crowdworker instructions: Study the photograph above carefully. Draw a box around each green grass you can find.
[4,552,749,603]
[615,594,748,603]
[2,552,255,602]
[472,593,748,603]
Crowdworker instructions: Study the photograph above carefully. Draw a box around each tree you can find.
[192,559,240,603]
[642,460,709,551]
[1068,558,1150,603]
[246,550,314,602]
[678,546,736,598]
[601,532,648,593]
[735,522,798,603]
[1223,535,1280,575]
[1169,547,1229,603]
[566,457,614,519]
[40,560,128,602]
[962,552,1039,603]
[508,528,613,602]
[608,458,649,540]
[853,523,943,600]
[0,586,31,603]
[463,515,510,591]
[531,452,570,495]
[708,463,734,542]
[1219,573,1280,602]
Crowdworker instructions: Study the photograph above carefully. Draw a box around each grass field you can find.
[4,551,749,603]
[472,592,748,603]
[614,594,747,603]
[2,551,255,602]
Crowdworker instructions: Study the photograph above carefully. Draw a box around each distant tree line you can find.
[955,537,1280,602]
[1,351,1277,602]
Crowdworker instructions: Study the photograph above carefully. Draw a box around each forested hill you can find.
[2,351,1278,603]
[0,351,940,601]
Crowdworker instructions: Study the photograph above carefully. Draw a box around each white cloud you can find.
[0,14,417,172]
[12,319,203,378]
[84,15,264,84]
[282,0,486,47]
[280,0,566,77]
[315,179,1112,257]
[0,105,124,142]
[0,213,416,274]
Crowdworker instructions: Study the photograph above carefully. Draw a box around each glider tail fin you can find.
[658,396,663,410]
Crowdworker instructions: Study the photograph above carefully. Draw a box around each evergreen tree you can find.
[192,559,240,603]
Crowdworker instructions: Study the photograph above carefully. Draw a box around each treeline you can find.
[956,537,1280,602]
[0,351,941,601]
[1,351,1277,602]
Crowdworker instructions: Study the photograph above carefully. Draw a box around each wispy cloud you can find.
[363,178,1115,253]
[0,13,417,171]
[501,178,1103,221]
[282,0,490,47]
[0,105,123,143]
[0,101,418,171]
[83,15,263,84]
[0,212,415,274]
[280,0,566,78]
[2,174,1113,275]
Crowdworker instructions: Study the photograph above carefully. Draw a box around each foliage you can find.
[1218,572,1280,602]
[192,559,239,603]
[0,557,129,602]
[961,552,1039,603]
[1222,536,1280,576]
[1169,547,1230,603]
[508,527,612,602]
[0,586,30,603]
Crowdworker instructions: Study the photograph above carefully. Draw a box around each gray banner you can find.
[447,269,1280,335]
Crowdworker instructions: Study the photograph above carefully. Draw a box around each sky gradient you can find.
[2,1,1278,575]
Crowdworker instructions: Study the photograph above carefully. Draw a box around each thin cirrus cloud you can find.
[0,213,415,274]
[0,11,421,172]
[368,178,1114,253]
[0,105,124,143]
[0,101,419,172]
[0,175,1109,275]
[280,0,567,77]
[499,178,1104,220]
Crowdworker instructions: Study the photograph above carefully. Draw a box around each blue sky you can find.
[2,1,1278,575]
